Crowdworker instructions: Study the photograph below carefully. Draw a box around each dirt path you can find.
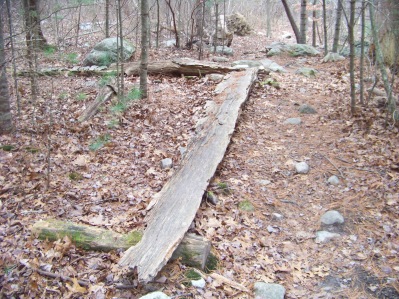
[193,56,399,298]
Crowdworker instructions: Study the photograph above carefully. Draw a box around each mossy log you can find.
[32,219,211,269]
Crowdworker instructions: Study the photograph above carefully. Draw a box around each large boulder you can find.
[226,13,251,36]
[266,42,320,57]
[83,37,135,67]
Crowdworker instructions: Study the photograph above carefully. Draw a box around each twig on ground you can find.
[36,268,89,287]
[317,153,344,178]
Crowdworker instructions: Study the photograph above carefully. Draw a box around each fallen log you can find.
[124,57,239,76]
[119,67,259,282]
[32,219,211,270]
[78,81,116,122]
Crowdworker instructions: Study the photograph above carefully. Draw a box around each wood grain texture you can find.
[119,67,259,282]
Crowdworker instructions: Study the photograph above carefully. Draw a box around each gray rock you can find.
[205,191,218,205]
[284,117,301,125]
[191,278,206,288]
[258,179,271,186]
[254,282,286,299]
[322,52,345,62]
[315,231,341,243]
[83,37,135,66]
[327,175,340,185]
[266,42,320,57]
[321,210,344,225]
[207,73,225,83]
[179,146,187,157]
[161,158,173,169]
[212,56,229,63]
[213,46,234,56]
[163,39,176,47]
[296,67,318,77]
[139,292,171,299]
[295,162,309,174]
[272,213,284,220]
[259,59,285,72]
[298,104,317,114]
[231,60,263,68]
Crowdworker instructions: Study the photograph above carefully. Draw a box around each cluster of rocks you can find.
[138,282,286,299]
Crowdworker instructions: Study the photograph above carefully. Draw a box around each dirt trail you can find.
[194,55,399,298]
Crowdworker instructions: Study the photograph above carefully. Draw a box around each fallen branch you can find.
[35,268,89,287]
[317,153,344,178]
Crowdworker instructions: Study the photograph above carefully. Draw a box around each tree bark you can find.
[369,0,396,116]
[22,0,48,50]
[105,0,110,38]
[140,0,149,99]
[300,0,307,44]
[126,58,241,76]
[119,68,259,282]
[312,0,317,47]
[0,0,12,134]
[359,0,366,105]
[349,0,356,114]
[32,219,211,270]
[322,0,328,55]
[281,0,301,43]
[332,1,343,53]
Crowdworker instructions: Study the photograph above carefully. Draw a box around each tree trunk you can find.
[0,0,12,134]
[349,0,356,114]
[369,0,396,117]
[300,0,307,44]
[359,0,366,105]
[266,0,272,38]
[281,0,301,43]
[105,0,110,38]
[322,0,328,54]
[165,0,180,48]
[332,1,343,53]
[22,0,48,50]
[312,0,317,47]
[140,0,149,99]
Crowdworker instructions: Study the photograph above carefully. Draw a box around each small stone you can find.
[254,282,286,299]
[258,179,271,186]
[267,225,279,233]
[139,291,171,299]
[212,56,229,63]
[284,117,301,125]
[272,213,284,220]
[161,158,173,169]
[205,191,218,205]
[191,278,206,288]
[327,175,340,185]
[207,74,225,83]
[298,104,317,114]
[315,231,341,243]
[179,147,187,157]
[295,162,309,174]
[321,210,344,225]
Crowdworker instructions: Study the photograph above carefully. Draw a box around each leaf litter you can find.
[0,33,398,298]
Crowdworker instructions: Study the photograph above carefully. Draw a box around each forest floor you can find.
[1,32,399,299]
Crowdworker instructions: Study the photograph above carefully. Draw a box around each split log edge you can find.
[119,67,259,282]
[32,219,211,270]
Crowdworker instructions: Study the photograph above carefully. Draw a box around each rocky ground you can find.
[0,32,398,299]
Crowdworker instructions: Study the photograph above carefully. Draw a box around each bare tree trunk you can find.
[117,0,124,97]
[281,0,301,43]
[165,0,180,48]
[332,1,343,52]
[300,0,307,44]
[369,0,396,118]
[105,0,110,38]
[198,0,205,60]
[312,0,317,47]
[140,0,149,98]
[359,0,366,105]
[6,0,20,115]
[22,0,48,50]
[0,0,12,134]
[75,3,82,46]
[156,0,160,48]
[266,0,272,38]
[322,0,328,54]
[349,0,356,114]
[214,3,218,51]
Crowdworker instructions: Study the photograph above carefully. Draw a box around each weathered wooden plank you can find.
[119,67,259,282]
